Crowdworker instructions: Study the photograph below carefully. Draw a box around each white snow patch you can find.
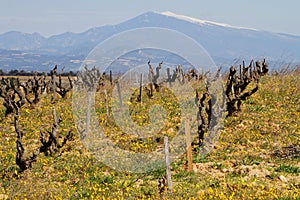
[160,11,257,31]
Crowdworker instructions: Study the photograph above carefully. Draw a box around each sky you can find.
[0,0,300,37]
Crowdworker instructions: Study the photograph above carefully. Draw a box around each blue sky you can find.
[1,0,299,37]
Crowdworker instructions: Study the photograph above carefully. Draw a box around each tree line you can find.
[0,68,77,77]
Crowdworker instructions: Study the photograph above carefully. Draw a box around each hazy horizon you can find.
[1,0,300,37]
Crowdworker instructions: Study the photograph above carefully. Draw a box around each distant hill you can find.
[0,11,299,72]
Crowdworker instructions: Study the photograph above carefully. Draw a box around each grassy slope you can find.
[0,73,299,199]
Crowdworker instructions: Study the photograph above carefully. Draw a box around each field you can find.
[0,68,299,199]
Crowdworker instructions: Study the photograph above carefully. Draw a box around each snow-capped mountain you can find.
[0,11,299,71]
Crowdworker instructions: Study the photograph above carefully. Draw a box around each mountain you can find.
[0,11,300,72]
[0,31,45,50]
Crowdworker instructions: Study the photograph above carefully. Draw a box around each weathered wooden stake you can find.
[185,120,193,171]
[164,136,173,193]
[139,73,143,103]
[135,74,138,85]
[109,70,113,86]
[51,71,57,100]
[166,68,172,87]
[116,81,123,108]
[104,89,109,118]
[239,64,242,79]
[86,91,92,133]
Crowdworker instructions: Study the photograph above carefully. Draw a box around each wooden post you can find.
[109,70,113,86]
[243,60,246,76]
[116,81,123,108]
[239,64,242,80]
[139,73,143,103]
[104,89,109,118]
[185,120,193,171]
[136,74,138,85]
[86,91,92,133]
[51,71,57,100]
[164,136,173,192]
[166,68,172,87]
[250,61,253,79]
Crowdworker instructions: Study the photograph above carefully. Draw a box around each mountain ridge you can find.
[0,11,299,71]
[2,11,299,38]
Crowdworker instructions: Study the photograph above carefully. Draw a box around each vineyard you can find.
[0,60,299,199]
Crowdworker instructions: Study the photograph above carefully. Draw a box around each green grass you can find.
[275,165,300,174]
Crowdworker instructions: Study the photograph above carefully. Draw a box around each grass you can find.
[0,71,299,199]
[275,165,300,174]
